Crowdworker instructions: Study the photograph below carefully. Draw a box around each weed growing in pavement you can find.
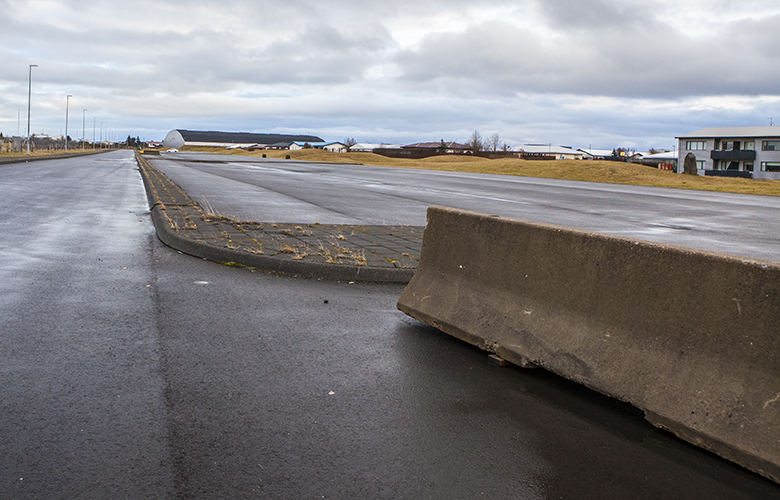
[200,198,221,217]
[352,251,367,266]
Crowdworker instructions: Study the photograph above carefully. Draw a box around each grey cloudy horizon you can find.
[1,0,779,150]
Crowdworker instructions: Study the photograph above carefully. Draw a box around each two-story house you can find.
[676,126,780,180]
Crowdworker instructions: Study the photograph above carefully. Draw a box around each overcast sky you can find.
[2,0,779,150]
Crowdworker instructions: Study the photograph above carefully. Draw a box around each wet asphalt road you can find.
[2,150,780,499]
[152,151,780,263]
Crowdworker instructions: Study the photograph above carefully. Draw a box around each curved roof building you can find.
[163,129,324,149]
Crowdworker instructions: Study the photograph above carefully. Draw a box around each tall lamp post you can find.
[65,94,73,152]
[82,109,87,152]
[27,64,38,154]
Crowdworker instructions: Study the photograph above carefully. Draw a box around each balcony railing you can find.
[710,150,756,161]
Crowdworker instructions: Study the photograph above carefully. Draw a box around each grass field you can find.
[0,149,101,158]
[174,146,780,197]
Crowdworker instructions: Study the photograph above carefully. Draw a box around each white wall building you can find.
[676,126,780,180]
[517,145,585,160]
[163,130,324,149]
[349,143,402,152]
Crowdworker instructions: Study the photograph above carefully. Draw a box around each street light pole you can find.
[93,117,96,150]
[82,109,87,152]
[27,64,38,154]
[65,94,73,152]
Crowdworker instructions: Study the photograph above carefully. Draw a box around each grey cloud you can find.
[393,16,780,99]
[145,22,396,92]
[534,0,645,29]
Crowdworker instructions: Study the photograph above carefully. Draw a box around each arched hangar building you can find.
[163,130,324,149]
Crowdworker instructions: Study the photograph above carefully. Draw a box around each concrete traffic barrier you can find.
[397,206,780,483]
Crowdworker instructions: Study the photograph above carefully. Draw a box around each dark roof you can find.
[177,130,324,144]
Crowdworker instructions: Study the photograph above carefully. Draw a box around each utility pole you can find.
[65,95,73,152]
[82,109,87,152]
[27,64,38,154]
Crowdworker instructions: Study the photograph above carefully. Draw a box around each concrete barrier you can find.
[397,206,780,483]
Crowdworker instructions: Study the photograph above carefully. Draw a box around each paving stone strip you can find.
[136,151,422,282]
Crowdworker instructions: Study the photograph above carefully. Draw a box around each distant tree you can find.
[467,130,483,154]
[437,139,448,153]
[303,142,312,149]
[344,137,357,148]
[487,133,501,153]
[501,142,512,152]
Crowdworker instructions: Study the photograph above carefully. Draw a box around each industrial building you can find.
[162,130,324,149]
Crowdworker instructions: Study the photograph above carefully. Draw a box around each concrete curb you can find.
[398,206,780,483]
[136,151,417,283]
[0,150,108,166]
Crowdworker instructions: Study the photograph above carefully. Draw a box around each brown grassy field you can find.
[177,146,780,197]
[0,149,100,158]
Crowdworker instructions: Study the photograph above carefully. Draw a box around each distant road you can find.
[152,152,780,263]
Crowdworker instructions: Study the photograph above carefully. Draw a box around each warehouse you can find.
[163,130,324,149]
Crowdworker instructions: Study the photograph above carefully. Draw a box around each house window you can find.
[686,141,706,150]
[744,141,755,151]
[696,161,705,170]
[762,141,780,151]
[761,162,780,172]
[745,162,754,172]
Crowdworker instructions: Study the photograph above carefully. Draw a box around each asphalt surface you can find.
[2,150,780,499]
[151,151,780,263]
[0,151,170,498]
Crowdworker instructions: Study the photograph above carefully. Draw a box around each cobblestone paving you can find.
[137,152,423,270]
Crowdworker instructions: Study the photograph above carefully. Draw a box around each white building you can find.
[676,126,780,180]
[288,141,347,152]
[349,143,402,152]
[163,130,324,149]
[321,142,347,153]
[517,145,585,160]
